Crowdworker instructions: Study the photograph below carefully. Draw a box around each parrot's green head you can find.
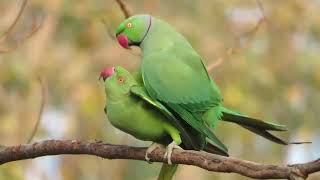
[115,14,152,49]
[100,66,137,97]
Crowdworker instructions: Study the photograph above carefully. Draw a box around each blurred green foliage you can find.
[0,0,319,179]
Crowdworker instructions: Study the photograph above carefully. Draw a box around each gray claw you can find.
[145,143,164,163]
[164,141,182,165]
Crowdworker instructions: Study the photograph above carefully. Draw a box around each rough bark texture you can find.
[0,140,318,180]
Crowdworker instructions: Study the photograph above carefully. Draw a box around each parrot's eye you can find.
[126,22,133,28]
[117,76,125,83]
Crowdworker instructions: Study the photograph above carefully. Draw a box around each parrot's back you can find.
[141,17,222,113]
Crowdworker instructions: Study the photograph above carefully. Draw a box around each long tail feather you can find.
[242,125,311,145]
[221,107,311,145]
[289,141,312,144]
[221,107,288,131]
[241,125,288,145]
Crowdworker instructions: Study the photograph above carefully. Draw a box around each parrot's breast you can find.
[106,96,170,142]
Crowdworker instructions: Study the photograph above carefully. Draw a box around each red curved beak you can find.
[99,67,115,81]
[117,34,129,49]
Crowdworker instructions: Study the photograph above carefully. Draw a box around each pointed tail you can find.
[220,107,311,145]
[157,164,178,180]
[221,107,288,131]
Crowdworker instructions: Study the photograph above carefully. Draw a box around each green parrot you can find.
[100,66,228,180]
[114,14,292,157]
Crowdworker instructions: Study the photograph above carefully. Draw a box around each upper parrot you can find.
[115,15,292,156]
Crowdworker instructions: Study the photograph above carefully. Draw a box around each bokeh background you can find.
[0,0,319,179]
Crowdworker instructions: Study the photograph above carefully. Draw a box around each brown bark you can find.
[0,139,318,179]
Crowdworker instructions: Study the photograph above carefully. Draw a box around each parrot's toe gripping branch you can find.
[145,143,164,163]
[164,141,182,165]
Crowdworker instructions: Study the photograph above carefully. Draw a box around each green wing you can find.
[130,85,173,117]
[130,85,228,153]
[130,85,202,150]
[142,47,222,112]
[141,46,228,153]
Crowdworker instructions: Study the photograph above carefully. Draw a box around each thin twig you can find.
[26,77,47,143]
[102,0,131,42]
[111,0,141,56]
[206,48,234,72]
[0,15,43,53]
[207,0,267,72]
[256,0,267,20]
[0,0,28,43]
[115,0,131,18]
[0,140,318,180]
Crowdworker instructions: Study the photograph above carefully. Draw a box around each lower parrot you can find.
[100,66,228,180]
[99,66,299,180]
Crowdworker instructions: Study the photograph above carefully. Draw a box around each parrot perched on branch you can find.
[114,14,292,158]
[100,66,308,180]
[100,66,228,180]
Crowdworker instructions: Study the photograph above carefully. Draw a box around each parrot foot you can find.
[164,141,182,165]
[145,143,164,163]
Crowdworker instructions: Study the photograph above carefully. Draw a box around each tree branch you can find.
[0,140,318,180]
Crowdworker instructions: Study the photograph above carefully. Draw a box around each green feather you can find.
[130,85,202,150]
[221,107,288,131]
[166,103,228,154]
[141,47,221,111]
[241,126,288,145]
